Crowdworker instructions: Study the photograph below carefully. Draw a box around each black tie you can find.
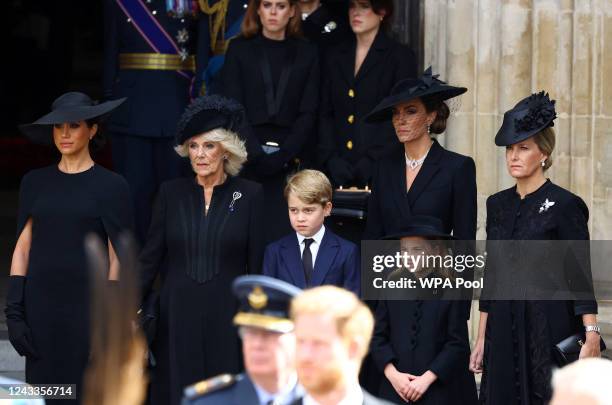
[302,238,314,285]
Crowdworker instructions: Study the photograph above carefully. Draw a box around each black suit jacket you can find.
[365,140,477,240]
[318,30,417,186]
[291,389,394,405]
[221,34,319,163]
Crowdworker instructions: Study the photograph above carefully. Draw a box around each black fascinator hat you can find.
[495,91,557,146]
[175,95,245,145]
[365,67,467,122]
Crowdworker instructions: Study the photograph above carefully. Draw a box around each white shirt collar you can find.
[296,225,325,246]
[302,384,364,405]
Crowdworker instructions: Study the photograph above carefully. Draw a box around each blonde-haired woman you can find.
[140,95,265,405]
[470,92,600,404]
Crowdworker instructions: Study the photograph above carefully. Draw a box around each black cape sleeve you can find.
[16,172,35,239]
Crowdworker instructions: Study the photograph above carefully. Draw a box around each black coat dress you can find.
[17,165,133,404]
[365,140,477,240]
[140,176,264,405]
[371,298,478,405]
[221,34,319,243]
[318,29,417,187]
[479,180,598,405]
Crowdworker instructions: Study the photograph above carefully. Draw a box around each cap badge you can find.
[248,286,268,310]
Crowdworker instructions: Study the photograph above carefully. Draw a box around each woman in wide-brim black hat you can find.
[6,91,133,402]
[470,91,601,404]
[138,94,265,405]
[370,215,478,404]
[364,67,477,243]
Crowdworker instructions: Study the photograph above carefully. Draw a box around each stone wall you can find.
[422,0,612,344]
[423,0,612,239]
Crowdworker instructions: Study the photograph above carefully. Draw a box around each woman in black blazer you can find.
[364,68,477,240]
[318,0,417,188]
[371,216,478,405]
[221,0,319,243]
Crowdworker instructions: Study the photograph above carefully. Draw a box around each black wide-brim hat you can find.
[18,92,126,145]
[495,91,557,146]
[232,275,302,334]
[383,215,456,240]
[365,67,467,123]
[175,95,246,145]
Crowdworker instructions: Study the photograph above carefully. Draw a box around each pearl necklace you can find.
[405,147,431,171]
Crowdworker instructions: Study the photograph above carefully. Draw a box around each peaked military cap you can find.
[232,275,302,334]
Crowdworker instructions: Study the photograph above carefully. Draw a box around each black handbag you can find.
[331,187,371,219]
[553,333,607,366]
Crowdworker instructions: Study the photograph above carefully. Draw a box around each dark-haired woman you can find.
[221,0,319,244]
[364,68,477,241]
[318,0,417,189]
[470,92,600,405]
[6,92,133,404]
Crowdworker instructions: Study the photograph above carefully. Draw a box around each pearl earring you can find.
[541,160,546,167]
[427,125,431,135]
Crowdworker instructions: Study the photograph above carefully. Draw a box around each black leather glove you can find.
[256,151,289,176]
[5,275,38,359]
[327,156,354,187]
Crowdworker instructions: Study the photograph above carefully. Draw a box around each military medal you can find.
[176,28,189,44]
[166,0,197,18]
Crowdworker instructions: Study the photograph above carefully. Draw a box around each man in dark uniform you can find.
[182,275,304,405]
[104,0,205,244]
[196,0,248,95]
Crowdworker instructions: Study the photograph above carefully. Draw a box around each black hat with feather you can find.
[175,95,246,145]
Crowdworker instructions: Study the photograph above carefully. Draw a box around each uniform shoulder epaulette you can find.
[183,373,239,399]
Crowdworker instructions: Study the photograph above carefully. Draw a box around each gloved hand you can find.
[327,156,354,187]
[5,275,38,359]
[256,151,289,176]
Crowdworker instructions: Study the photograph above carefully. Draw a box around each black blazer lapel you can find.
[355,30,391,82]
[338,39,356,88]
[390,148,412,218]
[280,236,307,288]
[407,140,443,206]
[311,230,340,286]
